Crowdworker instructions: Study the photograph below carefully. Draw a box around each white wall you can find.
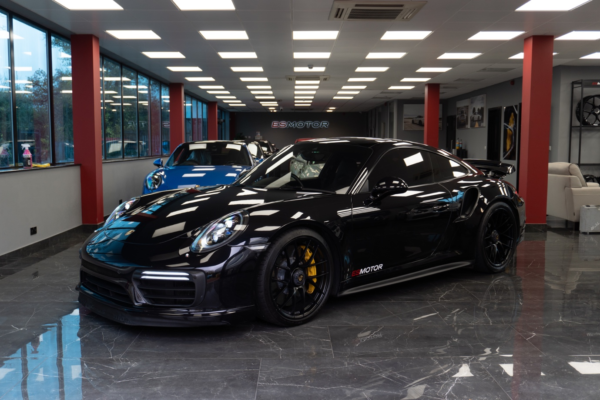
[0,166,82,255]
[102,157,167,216]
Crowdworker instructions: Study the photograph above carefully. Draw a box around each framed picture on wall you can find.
[469,94,486,128]
[456,99,469,129]
[403,104,442,131]
[503,105,519,160]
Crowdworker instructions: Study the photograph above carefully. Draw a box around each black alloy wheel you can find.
[475,202,518,273]
[256,228,333,326]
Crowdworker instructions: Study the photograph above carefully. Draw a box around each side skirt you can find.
[338,261,472,296]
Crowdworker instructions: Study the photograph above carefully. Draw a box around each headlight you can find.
[146,171,163,190]
[105,197,139,227]
[191,211,249,253]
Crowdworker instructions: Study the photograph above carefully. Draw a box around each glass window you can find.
[166,142,252,167]
[0,13,13,168]
[51,35,73,163]
[138,74,150,157]
[202,103,208,140]
[13,19,51,166]
[192,98,199,141]
[161,85,169,155]
[185,95,192,142]
[365,148,434,190]
[103,58,122,159]
[430,153,468,182]
[122,67,137,158]
[150,79,161,156]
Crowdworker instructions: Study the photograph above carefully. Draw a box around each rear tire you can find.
[255,228,333,326]
[475,202,518,273]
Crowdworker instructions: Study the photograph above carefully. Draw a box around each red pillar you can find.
[169,83,185,149]
[71,35,103,225]
[424,83,440,148]
[207,102,218,140]
[519,36,554,225]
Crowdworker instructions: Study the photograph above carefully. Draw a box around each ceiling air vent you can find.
[329,1,427,21]
[478,67,515,73]
[286,75,330,82]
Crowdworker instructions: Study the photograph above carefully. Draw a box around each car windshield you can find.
[238,141,372,194]
[167,142,252,167]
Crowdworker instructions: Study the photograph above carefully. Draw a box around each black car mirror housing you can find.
[366,176,409,205]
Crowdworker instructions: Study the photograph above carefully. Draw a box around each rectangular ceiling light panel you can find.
[219,52,257,58]
[294,67,326,72]
[295,91,316,94]
[107,30,160,39]
[247,86,271,89]
[417,67,451,72]
[389,86,415,90]
[342,86,366,89]
[556,31,600,40]
[168,66,202,71]
[401,78,430,82]
[366,52,406,59]
[240,77,268,81]
[381,31,432,40]
[295,80,320,84]
[143,52,185,58]
[200,31,248,40]
[255,96,275,99]
[510,52,557,59]
[295,86,319,89]
[516,0,591,11]
[172,0,235,10]
[207,91,229,94]
[349,77,376,82]
[333,96,353,99]
[251,91,273,94]
[338,91,359,94]
[356,67,388,72]
[199,85,225,89]
[231,67,263,72]
[293,31,339,40]
[185,77,214,81]
[469,31,524,40]
[293,52,331,59]
[438,53,481,59]
[54,0,123,9]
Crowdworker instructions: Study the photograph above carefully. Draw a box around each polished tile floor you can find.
[1,226,600,399]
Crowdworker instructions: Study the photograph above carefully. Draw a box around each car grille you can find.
[134,273,196,307]
[80,271,133,305]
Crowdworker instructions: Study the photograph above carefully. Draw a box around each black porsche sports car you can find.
[77,138,526,327]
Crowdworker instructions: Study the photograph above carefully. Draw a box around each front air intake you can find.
[329,1,427,21]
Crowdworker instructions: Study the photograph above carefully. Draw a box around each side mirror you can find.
[367,177,408,204]
[153,158,163,168]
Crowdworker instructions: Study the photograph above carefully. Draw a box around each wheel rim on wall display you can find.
[575,95,600,126]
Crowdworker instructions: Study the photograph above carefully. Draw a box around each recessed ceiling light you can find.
[216,96,235,99]
[251,91,273,94]
[516,0,591,11]
[168,66,202,72]
[207,91,229,94]
[223,100,241,103]
[469,31,524,41]
[261,102,278,105]
[296,80,320,84]
[438,53,481,59]
[293,31,339,40]
[556,31,600,40]
[199,85,225,89]
[107,30,160,40]
[229,104,246,106]
[255,96,275,99]
[219,52,257,59]
[295,91,316,94]
[402,78,430,82]
[143,52,185,58]
[389,86,415,90]
[417,67,452,73]
[231,67,263,72]
[509,52,557,59]
[381,31,432,40]
[329,107,336,109]
[349,77,376,82]
[333,96,353,99]
[269,107,276,109]
[326,110,333,112]
[185,77,215,81]
[366,52,406,59]
[295,104,311,107]
[338,91,359,94]
[240,77,268,81]
[295,96,314,99]
[295,86,319,90]
[294,52,331,59]
[294,67,326,72]
[53,0,123,10]
[247,86,271,89]
[200,31,248,40]
[172,0,235,10]
[342,86,366,89]
[356,67,389,72]
[581,52,600,59]
[295,100,312,103]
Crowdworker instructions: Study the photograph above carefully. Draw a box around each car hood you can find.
[101,185,322,245]
[158,165,252,190]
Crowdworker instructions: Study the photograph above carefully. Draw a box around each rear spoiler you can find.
[465,159,515,179]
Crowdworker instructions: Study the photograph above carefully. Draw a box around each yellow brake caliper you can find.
[300,246,317,294]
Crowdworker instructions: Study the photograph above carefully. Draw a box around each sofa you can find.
[547,162,600,222]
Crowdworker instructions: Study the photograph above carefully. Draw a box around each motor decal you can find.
[352,264,383,277]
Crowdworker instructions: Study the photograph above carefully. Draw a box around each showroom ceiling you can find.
[8,0,600,112]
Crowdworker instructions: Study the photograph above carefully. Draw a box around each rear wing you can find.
[465,159,515,179]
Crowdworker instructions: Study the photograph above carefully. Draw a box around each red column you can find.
[424,83,440,148]
[71,35,104,225]
[519,36,554,225]
[207,102,218,140]
[169,83,185,149]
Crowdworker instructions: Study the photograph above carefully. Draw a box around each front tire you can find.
[256,228,333,326]
[475,202,518,273]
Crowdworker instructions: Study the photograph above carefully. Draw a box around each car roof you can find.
[294,137,437,151]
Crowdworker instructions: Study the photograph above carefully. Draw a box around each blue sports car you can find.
[143,140,257,194]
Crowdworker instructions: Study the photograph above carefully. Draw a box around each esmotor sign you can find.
[271,121,329,129]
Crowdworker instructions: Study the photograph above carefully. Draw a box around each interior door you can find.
[349,148,453,280]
